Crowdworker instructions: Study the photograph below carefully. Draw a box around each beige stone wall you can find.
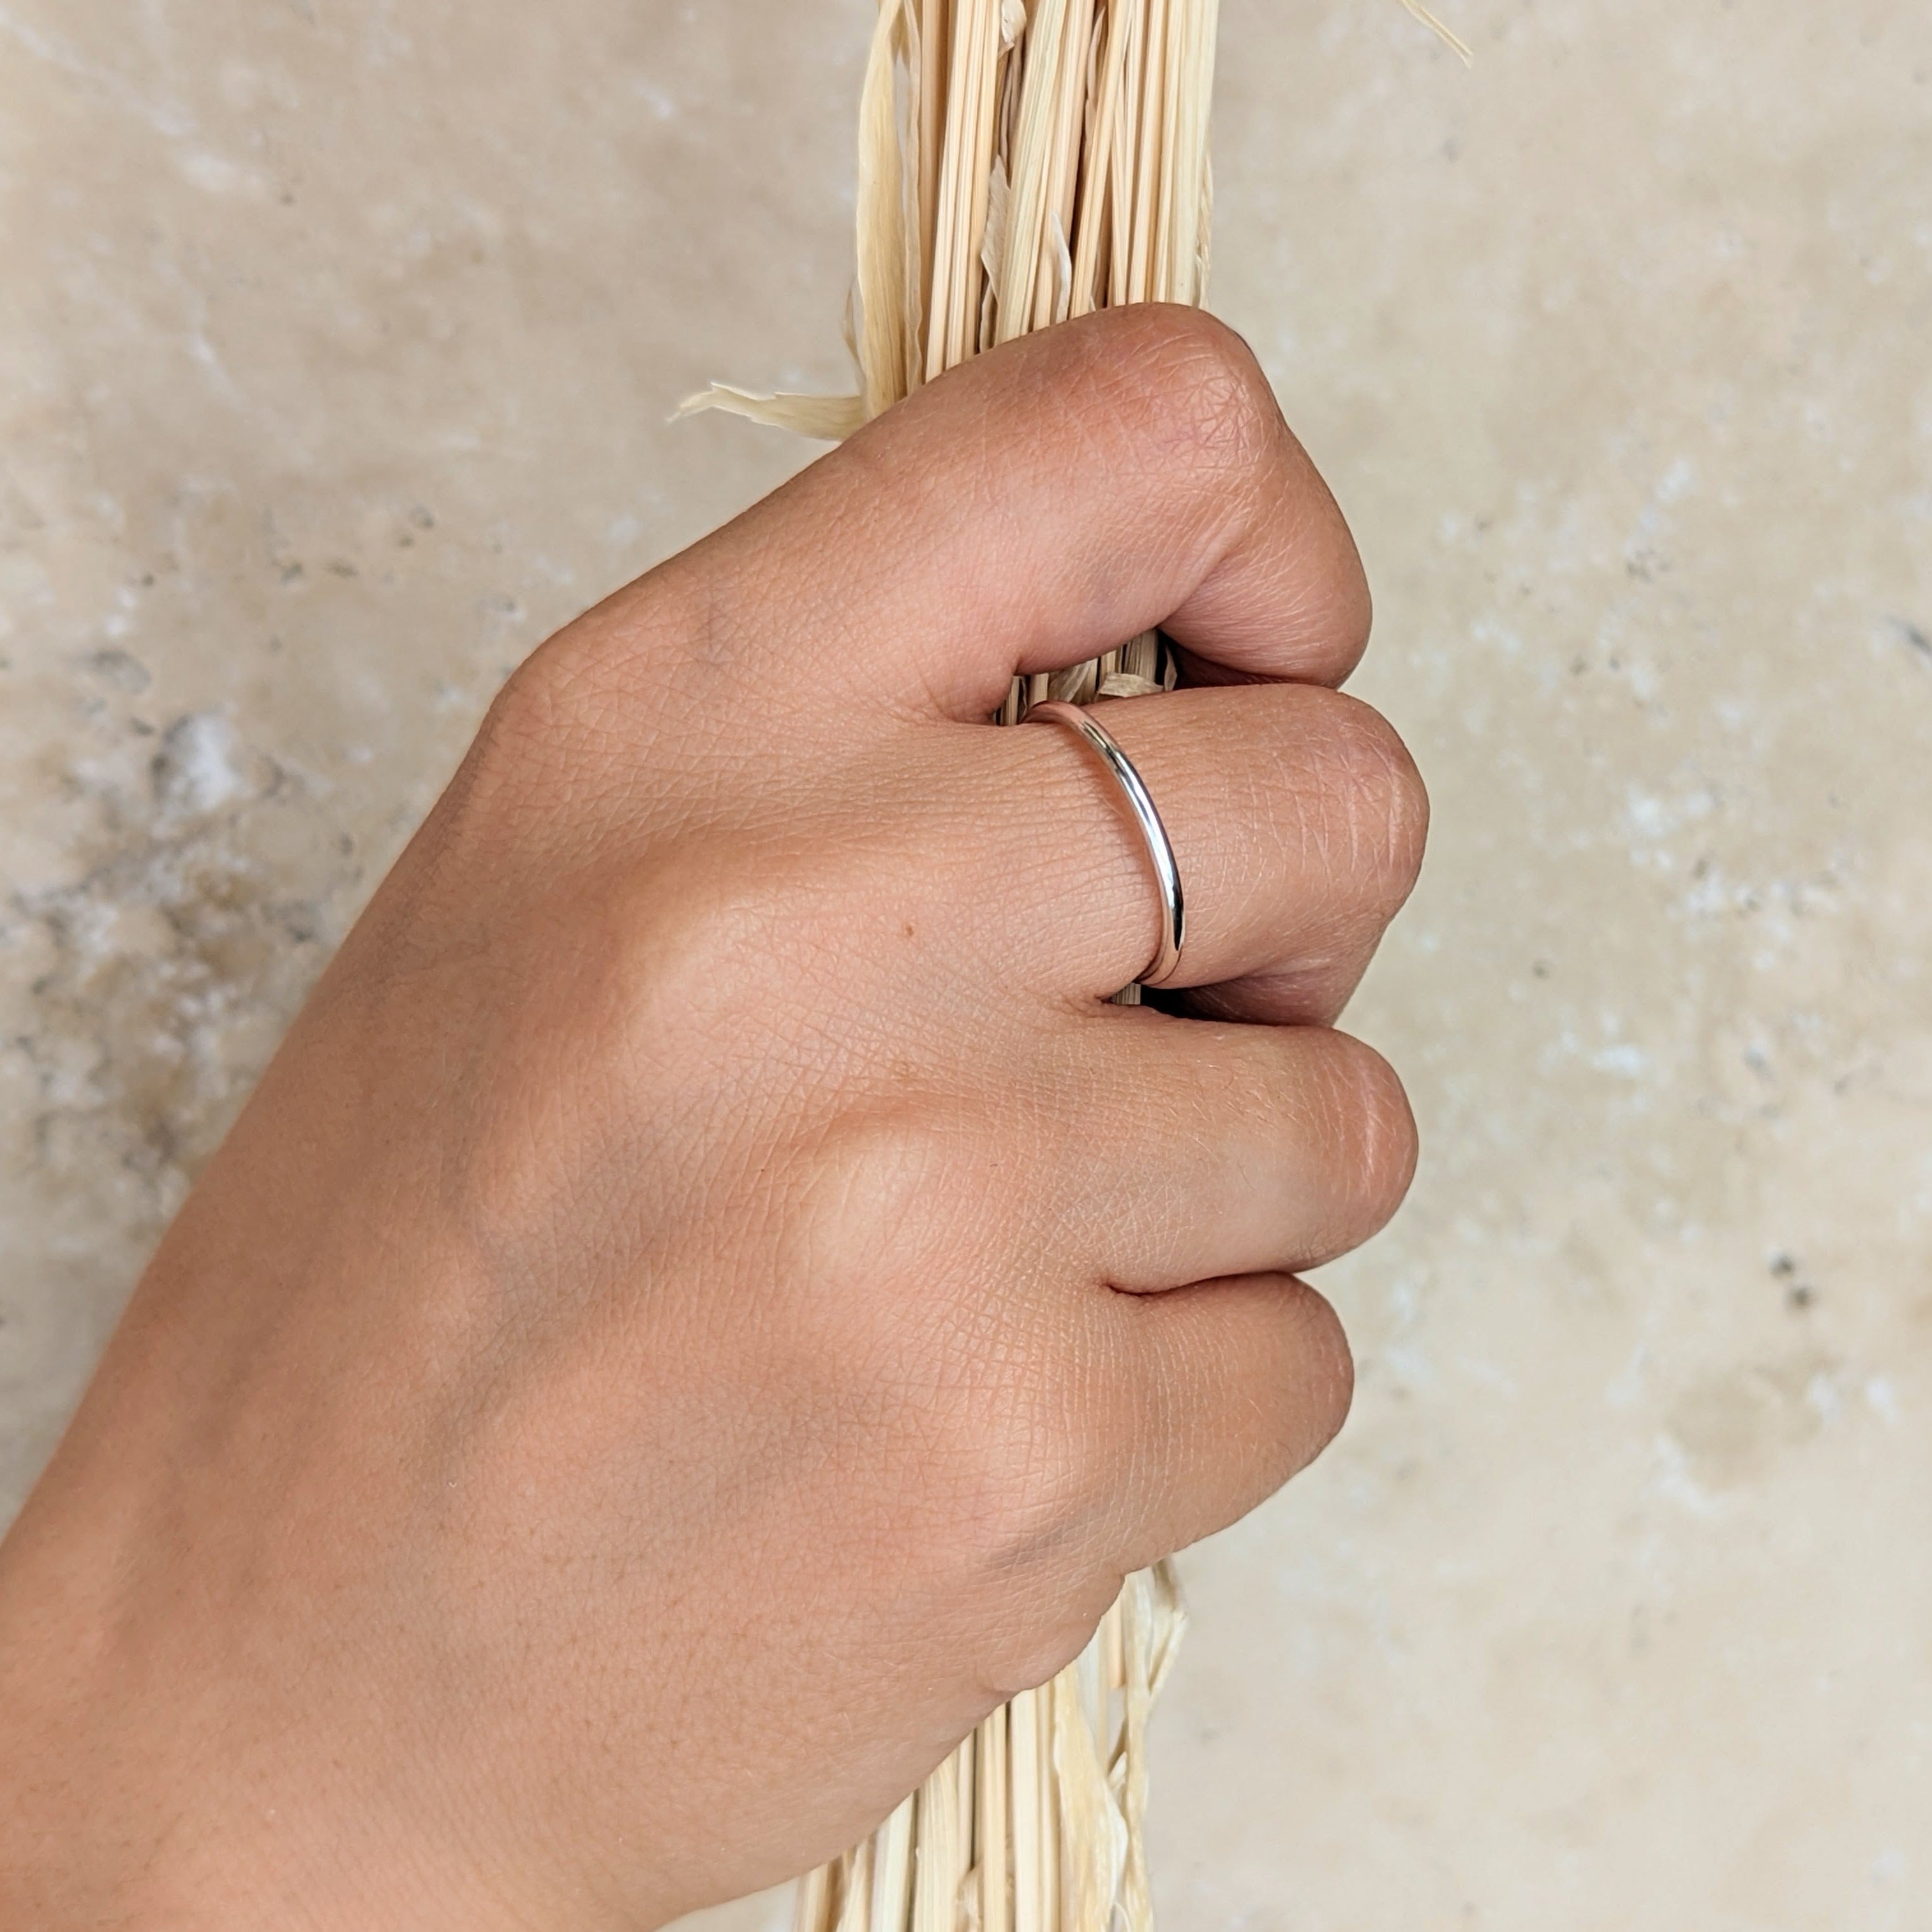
[3,2,1928,1925]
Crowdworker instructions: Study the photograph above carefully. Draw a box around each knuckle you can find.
[473,639,598,787]
[614,831,896,1035]
[1275,1287,1356,1473]
[769,1130,1112,1656]
[1305,691,1430,916]
[1076,304,1281,482]
[448,637,632,854]
[917,1320,1129,1600]
[439,660,563,839]
[1328,1032,1420,1222]
[1204,1292,1351,1503]
[949,1395,1124,1701]
[974,1575,1120,1705]
[968,1377,1115,1559]
[1120,1281,1355,1558]
[612,849,791,1027]
[464,586,694,812]
[787,1104,965,1292]
[565,847,871,1133]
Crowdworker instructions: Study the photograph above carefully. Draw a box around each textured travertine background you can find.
[3,1,1929,1926]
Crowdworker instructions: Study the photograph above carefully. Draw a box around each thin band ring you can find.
[1024,699,1186,988]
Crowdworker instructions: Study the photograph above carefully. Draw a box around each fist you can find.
[0,306,1424,1932]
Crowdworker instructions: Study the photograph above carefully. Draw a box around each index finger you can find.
[640,304,1371,723]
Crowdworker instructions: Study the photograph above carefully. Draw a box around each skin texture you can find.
[0,306,1426,1931]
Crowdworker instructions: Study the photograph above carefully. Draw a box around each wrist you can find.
[0,1410,672,1932]
[1,1481,261,1930]
[0,1455,419,1932]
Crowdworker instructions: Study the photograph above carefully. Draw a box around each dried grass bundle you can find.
[682,0,1225,436]
[683,4,1464,1925]
[688,13,1214,1927]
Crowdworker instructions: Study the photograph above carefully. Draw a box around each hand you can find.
[0,306,1424,1931]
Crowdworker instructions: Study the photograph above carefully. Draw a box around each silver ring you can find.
[1024,700,1185,988]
